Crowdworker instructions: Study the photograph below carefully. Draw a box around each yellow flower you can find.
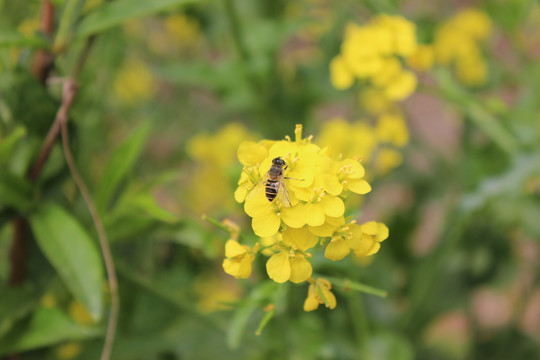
[455,55,488,87]
[359,88,393,115]
[227,124,389,309]
[266,227,317,283]
[354,221,389,257]
[113,59,155,104]
[164,13,202,49]
[407,44,435,72]
[304,278,337,311]
[384,70,417,101]
[330,55,354,90]
[56,342,82,360]
[376,113,409,147]
[375,148,403,174]
[222,240,255,279]
[318,118,378,160]
[432,8,492,87]
[330,14,419,104]
[310,216,368,261]
[194,275,241,313]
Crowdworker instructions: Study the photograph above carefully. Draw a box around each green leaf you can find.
[0,286,39,338]
[95,122,151,213]
[227,281,278,349]
[0,307,101,355]
[0,126,26,164]
[0,169,33,211]
[0,31,48,48]
[53,0,87,53]
[29,203,104,321]
[75,0,205,39]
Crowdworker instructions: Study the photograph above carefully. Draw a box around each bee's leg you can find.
[284,177,304,181]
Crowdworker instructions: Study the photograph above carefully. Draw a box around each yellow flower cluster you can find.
[223,125,388,311]
[433,9,492,86]
[330,14,418,101]
[318,114,408,174]
[113,59,155,105]
[433,8,492,86]
[186,123,257,214]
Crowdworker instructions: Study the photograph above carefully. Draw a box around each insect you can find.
[248,157,296,207]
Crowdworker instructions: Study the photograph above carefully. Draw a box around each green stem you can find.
[320,275,388,298]
[429,70,520,156]
[223,0,250,63]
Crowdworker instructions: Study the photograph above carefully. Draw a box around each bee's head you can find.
[272,157,286,166]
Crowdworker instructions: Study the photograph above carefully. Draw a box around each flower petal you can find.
[280,204,306,228]
[319,284,337,309]
[266,252,291,283]
[237,141,268,166]
[354,237,377,256]
[289,256,312,283]
[340,159,365,179]
[225,240,247,258]
[283,227,318,251]
[303,285,320,312]
[222,258,240,277]
[347,179,371,194]
[236,254,254,278]
[252,212,281,237]
[325,238,350,261]
[305,203,325,226]
[321,196,345,217]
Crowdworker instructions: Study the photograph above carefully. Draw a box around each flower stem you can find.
[320,275,388,298]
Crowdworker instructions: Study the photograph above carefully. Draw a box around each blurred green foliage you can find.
[1,0,540,359]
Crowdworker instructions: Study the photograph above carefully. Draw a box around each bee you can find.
[248,157,294,207]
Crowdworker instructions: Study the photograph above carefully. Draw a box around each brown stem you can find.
[8,218,28,286]
[31,0,55,83]
[59,79,119,360]
[9,0,56,288]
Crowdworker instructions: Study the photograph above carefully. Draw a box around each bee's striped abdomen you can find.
[265,179,278,201]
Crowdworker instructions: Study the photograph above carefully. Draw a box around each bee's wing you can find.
[276,176,291,207]
[246,172,270,201]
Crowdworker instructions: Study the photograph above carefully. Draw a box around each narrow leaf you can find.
[75,0,204,39]
[0,126,26,163]
[95,122,151,213]
[53,0,87,53]
[0,169,33,211]
[0,31,48,48]
[29,203,104,320]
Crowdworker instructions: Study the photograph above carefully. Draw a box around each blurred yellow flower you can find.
[304,278,337,311]
[222,239,255,279]
[331,14,419,101]
[194,275,241,313]
[354,221,389,257]
[186,123,258,214]
[376,113,409,147]
[165,13,202,49]
[375,147,403,174]
[69,300,95,325]
[407,44,435,72]
[55,342,82,360]
[433,8,492,86]
[113,59,155,104]
[318,118,378,160]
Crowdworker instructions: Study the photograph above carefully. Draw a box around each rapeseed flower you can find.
[433,8,492,86]
[225,125,388,311]
[304,278,337,311]
[330,14,419,100]
[222,239,255,279]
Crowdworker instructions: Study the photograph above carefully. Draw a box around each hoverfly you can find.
[247,157,296,207]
